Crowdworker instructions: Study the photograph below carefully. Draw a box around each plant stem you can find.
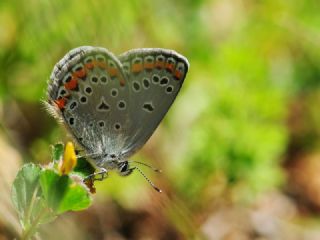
[21,206,49,240]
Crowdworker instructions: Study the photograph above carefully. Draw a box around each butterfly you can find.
[46,46,189,191]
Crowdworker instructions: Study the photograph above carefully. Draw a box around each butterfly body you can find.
[47,46,189,176]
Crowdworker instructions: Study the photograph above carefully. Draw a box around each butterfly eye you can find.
[118,161,134,176]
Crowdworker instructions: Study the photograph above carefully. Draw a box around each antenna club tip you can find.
[155,187,162,193]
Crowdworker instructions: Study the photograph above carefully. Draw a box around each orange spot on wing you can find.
[54,98,67,110]
[155,61,164,69]
[144,62,154,70]
[85,62,94,69]
[108,67,118,77]
[132,63,143,73]
[95,61,108,69]
[165,63,174,73]
[119,77,125,86]
[174,70,183,80]
[73,68,86,78]
[64,78,78,90]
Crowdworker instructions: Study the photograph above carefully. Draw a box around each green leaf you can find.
[52,143,64,163]
[11,163,57,232]
[39,169,92,214]
[58,181,92,213]
[34,199,57,225]
[39,170,69,212]
[11,163,42,218]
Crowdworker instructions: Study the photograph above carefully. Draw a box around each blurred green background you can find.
[1,0,320,239]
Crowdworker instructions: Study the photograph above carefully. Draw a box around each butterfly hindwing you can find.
[118,48,189,157]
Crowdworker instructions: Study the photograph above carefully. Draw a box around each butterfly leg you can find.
[84,168,108,181]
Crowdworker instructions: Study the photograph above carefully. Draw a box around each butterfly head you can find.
[93,154,133,176]
[117,160,134,176]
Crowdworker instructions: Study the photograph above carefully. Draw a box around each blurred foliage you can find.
[1,0,320,239]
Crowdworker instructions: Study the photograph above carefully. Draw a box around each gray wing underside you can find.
[48,46,189,165]
[48,46,132,163]
[117,48,189,158]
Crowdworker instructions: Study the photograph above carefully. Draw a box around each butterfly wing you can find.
[47,46,131,165]
[47,46,189,166]
[118,48,189,158]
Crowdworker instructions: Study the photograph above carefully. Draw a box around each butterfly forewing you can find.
[48,46,131,163]
[118,48,189,158]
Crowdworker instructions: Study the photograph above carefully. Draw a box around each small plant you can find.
[11,142,95,240]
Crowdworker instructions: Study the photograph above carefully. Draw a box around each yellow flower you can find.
[59,141,77,175]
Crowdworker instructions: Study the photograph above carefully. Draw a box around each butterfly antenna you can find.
[135,167,162,193]
[131,161,162,173]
